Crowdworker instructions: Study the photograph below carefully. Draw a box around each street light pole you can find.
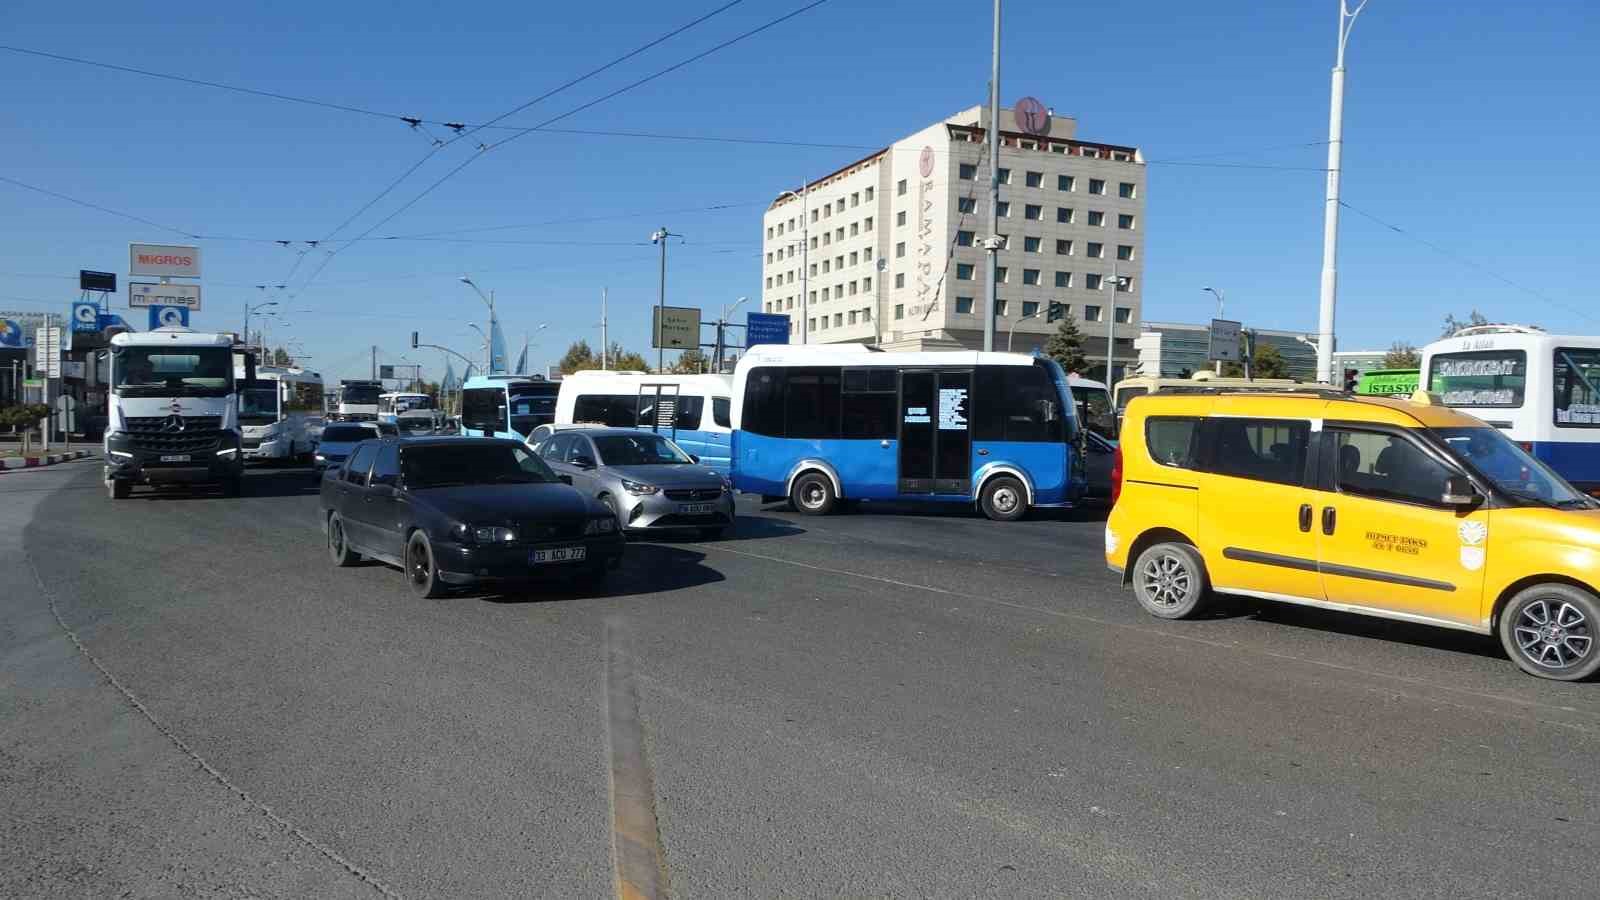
[1203,286,1226,374]
[466,323,489,370]
[651,227,678,372]
[982,0,1002,352]
[1106,262,1127,384]
[1317,0,1368,385]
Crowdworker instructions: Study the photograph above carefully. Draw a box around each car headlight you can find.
[314,453,326,462]
[217,447,238,457]
[621,478,659,496]
[585,516,618,534]
[468,525,516,543]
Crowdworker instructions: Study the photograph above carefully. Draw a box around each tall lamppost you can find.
[460,275,496,372]
[465,323,489,371]
[1203,286,1226,374]
[1316,0,1370,384]
[242,300,277,348]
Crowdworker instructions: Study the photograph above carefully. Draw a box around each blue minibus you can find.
[459,374,561,440]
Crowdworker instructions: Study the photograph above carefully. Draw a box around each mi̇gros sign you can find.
[129,243,202,279]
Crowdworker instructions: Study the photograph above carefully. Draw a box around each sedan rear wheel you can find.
[406,531,445,599]
[327,513,358,567]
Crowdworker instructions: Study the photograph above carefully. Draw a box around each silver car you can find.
[534,427,734,538]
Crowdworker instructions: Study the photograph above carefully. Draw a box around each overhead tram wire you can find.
[0,174,199,237]
[283,0,761,297]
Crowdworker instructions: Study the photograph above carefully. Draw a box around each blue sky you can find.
[3,0,1596,383]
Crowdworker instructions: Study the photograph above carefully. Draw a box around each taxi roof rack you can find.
[1156,385,1350,400]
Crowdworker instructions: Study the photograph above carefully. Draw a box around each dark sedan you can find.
[319,437,623,597]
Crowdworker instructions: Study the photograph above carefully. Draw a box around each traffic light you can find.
[411,331,419,349]
[1344,368,1360,392]
[1046,301,1065,323]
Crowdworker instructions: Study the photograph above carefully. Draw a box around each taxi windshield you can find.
[1433,426,1594,509]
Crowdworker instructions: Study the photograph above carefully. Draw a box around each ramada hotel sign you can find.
[129,243,202,279]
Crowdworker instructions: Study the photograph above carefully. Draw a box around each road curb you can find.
[0,449,94,472]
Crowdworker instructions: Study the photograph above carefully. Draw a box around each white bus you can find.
[236,365,325,463]
[1421,324,1600,493]
[553,370,734,472]
[378,391,435,423]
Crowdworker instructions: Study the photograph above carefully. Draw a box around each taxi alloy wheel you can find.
[1132,542,1210,620]
[406,532,445,599]
[1500,584,1600,681]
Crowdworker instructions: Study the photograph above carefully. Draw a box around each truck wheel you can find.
[108,479,131,500]
[790,472,837,515]
[979,475,1028,521]
[1131,542,1210,620]
[406,531,446,599]
[1499,583,1600,681]
[327,513,359,567]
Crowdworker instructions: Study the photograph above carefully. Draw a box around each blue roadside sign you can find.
[71,301,100,332]
[148,305,190,329]
[746,311,790,347]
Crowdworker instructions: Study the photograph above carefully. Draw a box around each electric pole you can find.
[982,0,1002,352]
[651,227,678,373]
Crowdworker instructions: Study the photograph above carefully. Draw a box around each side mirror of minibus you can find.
[1442,474,1481,508]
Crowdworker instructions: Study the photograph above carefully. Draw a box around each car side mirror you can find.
[558,474,573,485]
[572,455,596,469]
[689,454,700,463]
[1442,474,1481,507]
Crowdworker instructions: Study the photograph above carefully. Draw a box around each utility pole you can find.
[601,287,609,370]
[651,227,678,372]
[1106,261,1125,384]
[1317,0,1368,385]
[982,0,1002,353]
[370,345,376,381]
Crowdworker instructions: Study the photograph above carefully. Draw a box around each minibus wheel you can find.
[790,472,837,515]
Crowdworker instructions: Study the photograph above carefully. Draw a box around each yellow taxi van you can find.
[1105,388,1600,680]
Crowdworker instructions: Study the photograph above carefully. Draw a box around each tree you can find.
[267,346,293,366]
[1382,341,1421,369]
[558,339,598,374]
[670,348,708,374]
[609,345,652,372]
[1043,311,1090,374]
[1221,335,1290,379]
[1440,309,1489,339]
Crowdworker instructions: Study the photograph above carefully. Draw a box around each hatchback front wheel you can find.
[1131,542,1210,620]
[1499,583,1600,681]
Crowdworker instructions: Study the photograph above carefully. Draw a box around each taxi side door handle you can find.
[1298,503,1312,532]
[1321,506,1337,535]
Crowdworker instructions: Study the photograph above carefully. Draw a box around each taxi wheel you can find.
[979,476,1028,522]
[327,513,359,567]
[790,472,836,516]
[1499,584,1600,681]
[1132,542,1210,620]
[406,531,446,599]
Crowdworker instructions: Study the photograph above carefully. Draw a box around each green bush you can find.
[0,404,50,429]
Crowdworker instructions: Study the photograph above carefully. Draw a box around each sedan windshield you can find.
[1434,426,1594,508]
[322,424,380,443]
[402,443,559,488]
[593,433,692,466]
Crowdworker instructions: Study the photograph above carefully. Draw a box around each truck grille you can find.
[124,415,225,455]
[665,488,721,502]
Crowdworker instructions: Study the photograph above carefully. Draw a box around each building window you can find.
[997,167,1011,184]
[1084,304,1102,321]
[1089,178,1106,195]
[996,201,1010,217]
[851,191,860,207]
[1118,182,1136,199]
[1115,277,1133,293]
[1083,147,1101,159]
[955,296,974,314]
[823,233,831,246]
[896,210,907,226]
[811,210,819,223]
[848,310,857,324]
[766,226,774,239]
[996,299,1009,316]
[787,271,795,283]
[864,217,873,231]
[822,260,830,273]
[1022,300,1039,318]
[1087,210,1105,227]
[862,307,872,321]
[810,236,818,250]
[894,304,904,320]
[850,222,859,236]
[1055,239,1073,255]
[836,255,844,268]
[823,206,831,219]
[808,291,816,303]
[959,163,977,180]
[849,251,858,266]
[957,198,976,214]
[957,230,975,247]
[1114,307,1132,324]
[956,263,974,281]
[864,187,874,201]
[895,241,906,258]
[1054,271,1072,288]
[1056,207,1073,224]
[834,313,842,327]
[1024,204,1042,220]
[1023,236,1041,253]
[1118,214,1136,230]
[1058,175,1075,192]
[1086,273,1103,291]
[994,266,1008,283]
[1087,242,1104,258]
[1117,244,1134,261]
[836,227,844,241]
[1025,170,1043,188]
[895,273,906,288]
[836,199,845,213]
[790,298,797,310]
[897,179,907,196]
[862,276,872,290]
[765,276,773,289]
[809,263,817,276]
[829,285,839,299]
[849,281,858,295]
[810,317,817,331]
[1022,268,1041,285]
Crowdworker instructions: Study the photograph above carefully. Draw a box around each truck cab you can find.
[103,327,252,498]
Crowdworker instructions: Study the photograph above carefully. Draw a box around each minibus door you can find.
[899,370,972,495]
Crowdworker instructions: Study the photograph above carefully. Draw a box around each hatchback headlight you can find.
[621,478,659,496]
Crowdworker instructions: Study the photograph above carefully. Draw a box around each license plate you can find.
[160,454,191,462]
[530,546,586,564]
[679,502,716,514]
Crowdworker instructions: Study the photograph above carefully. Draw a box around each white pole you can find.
[982,0,1002,353]
[800,183,809,345]
[601,287,609,369]
[1106,261,1119,383]
[1317,0,1367,385]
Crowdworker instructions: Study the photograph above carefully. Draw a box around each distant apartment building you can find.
[759,104,1145,380]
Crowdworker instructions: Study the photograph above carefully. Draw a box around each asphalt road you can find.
[4,459,1599,898]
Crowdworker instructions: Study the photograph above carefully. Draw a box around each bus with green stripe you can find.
[1356,369,1419,396]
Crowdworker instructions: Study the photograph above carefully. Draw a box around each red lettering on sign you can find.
[136,254,193,266]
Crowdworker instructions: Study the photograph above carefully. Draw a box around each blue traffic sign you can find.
[148,305,190,329]
[746,311,790,347]
[71,301,100,333]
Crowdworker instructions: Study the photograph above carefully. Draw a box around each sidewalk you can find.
[0,450,94,471]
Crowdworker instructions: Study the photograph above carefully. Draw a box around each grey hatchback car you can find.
[534,427,734,538]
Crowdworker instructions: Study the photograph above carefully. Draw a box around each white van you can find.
[554,371,734,472]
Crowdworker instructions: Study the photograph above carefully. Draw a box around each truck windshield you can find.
[239,386,279,424]
[113,346,233,397]
[341,385,381,406]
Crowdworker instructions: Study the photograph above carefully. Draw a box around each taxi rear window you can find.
[1145,417,1199,468]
